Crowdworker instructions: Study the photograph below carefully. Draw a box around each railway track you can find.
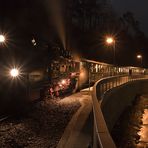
[0,115,10,122]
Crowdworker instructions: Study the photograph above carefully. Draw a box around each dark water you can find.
[111,95,148,148]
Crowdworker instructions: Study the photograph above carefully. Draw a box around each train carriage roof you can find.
[82,58,113,66]
[122,66,145,70]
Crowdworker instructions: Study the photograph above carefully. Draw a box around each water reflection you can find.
[137,109,148,147]
[142,109,148,125]
[111,95,148,148]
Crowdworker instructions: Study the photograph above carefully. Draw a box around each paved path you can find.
[57,88,93,148]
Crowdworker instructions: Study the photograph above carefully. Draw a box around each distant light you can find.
[10,68,19,77]
[59,84,63,87]
[80,70,85,78]
[32,38,37,46]
[106,37,114,44]
[0,35,5,43]
[61,79,66,85]
[137,55,142,59]
[71,72,76,77]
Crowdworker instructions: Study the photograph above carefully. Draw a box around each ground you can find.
[0,98,81,148]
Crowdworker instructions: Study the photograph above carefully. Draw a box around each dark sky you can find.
[111,0,148,35]
[0,0,148,67]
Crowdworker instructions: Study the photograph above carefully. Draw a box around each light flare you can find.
[106,37,114,44]
[0,35,5,43]
[10,68,19,77]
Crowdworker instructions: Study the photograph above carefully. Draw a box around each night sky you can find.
[0,0,148,67]
[111,0,148,35]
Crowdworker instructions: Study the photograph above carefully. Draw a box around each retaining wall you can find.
[99,80,148,131]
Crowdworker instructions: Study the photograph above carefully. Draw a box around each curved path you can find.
[57,88,93,148]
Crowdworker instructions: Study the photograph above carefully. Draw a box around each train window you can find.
[71,63,75,71]
[80,62,83,67]
[91,64,94,72]
[56,67,59,71]
[75,62,80,72]
[99,65,103,72]
[95,64,98,72]
[107,67,109,73]
[93,63,97,73]
[60,65,66,73]
[69,65,72,71]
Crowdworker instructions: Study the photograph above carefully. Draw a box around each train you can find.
[26,56,147,100]
[0,43,147,115]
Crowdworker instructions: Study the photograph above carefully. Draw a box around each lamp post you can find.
[106,37,116,65]
[137,54,142,67]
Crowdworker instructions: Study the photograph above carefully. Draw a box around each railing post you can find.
[116,77,118,86]
[109,81,111,89]
[114,79,116,87]
[112,80,114,88]
[105,83,107,92]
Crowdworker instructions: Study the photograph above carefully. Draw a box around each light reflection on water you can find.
[137,109,148,147]
[142,109,148,125]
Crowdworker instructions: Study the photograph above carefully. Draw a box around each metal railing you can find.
[92,74,148,148]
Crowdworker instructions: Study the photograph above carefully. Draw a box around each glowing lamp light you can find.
[10,68,19,77]
[137,55,142,59]
[32,38,37,46]
[0,35,5,43]
[59,84,62,87]
[61,79,66,85]
[71,72,76,77]
[106,37,114,44]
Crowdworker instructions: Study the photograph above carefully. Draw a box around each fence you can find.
[92,74,148,148]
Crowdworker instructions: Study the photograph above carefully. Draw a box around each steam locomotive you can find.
[26,57,147,100]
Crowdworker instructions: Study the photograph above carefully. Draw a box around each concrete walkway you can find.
[57,88,93,148]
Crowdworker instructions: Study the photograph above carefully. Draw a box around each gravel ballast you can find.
[0,99,81,148]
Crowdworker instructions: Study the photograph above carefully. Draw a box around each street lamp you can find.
[137,54,142,67]
[0,35,5,43]
[106,37,114,44]
[106,37,116,65]
[10,68,20,78]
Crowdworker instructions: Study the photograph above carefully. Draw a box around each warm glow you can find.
[10,68,19,77]
[59,84,63,87]
[0,35,5,43]
[61,79,66,85]
[138,109,148,144]
[79,68,88,86]
[32,38,37,46]
[137,55,142,59]
[106,37,114,44]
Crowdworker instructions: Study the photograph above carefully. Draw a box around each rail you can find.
[0,115,9,122]
[92,74,148,148]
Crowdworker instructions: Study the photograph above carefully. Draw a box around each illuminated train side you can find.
[1,58,147,103]
[79,59,147,85]
[34,58,146,99]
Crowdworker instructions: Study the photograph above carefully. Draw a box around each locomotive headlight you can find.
[10,68,19,77]
[61,79,66,85]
